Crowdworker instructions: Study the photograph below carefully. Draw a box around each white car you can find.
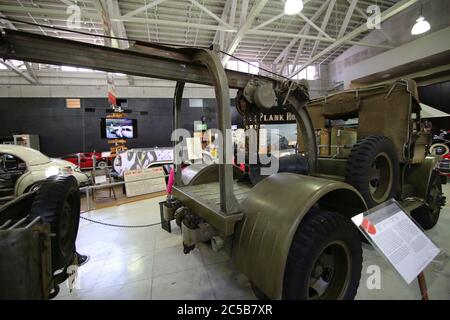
[0,145,90,198]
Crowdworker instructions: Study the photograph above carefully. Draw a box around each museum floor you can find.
[56,182,450,300]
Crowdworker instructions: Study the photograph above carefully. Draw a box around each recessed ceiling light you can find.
[284,0,304,15]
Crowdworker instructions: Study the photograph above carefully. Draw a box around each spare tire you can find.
[345,135,399,208]
[29,175,80,271]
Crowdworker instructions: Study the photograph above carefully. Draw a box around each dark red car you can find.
[60,152,110,169]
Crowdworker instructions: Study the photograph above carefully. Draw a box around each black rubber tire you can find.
[29,175,81,272]
[283,209,362,300]
[411,172,443,230]
[345,135,399,208]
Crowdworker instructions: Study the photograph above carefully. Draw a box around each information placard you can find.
[124,167,166,197]
[352,200,440,284]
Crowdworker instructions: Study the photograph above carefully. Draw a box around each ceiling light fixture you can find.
[411,4,431,35]
[284,0,304,15]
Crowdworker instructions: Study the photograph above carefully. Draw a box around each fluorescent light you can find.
[411,16,430,35]
[284,0,303,15]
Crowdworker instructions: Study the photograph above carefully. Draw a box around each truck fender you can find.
[231,172,367,299]
[404,155,440,199]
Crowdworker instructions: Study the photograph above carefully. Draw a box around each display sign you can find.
[124,167,166,197]
[259,109,297,124]
[352,200,440,284]
[186,137,202,160]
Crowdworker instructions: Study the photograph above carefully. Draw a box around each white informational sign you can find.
[186,137,202,160]
[124,167,166,197]
[95,175,107,185]
[352,201,440,284]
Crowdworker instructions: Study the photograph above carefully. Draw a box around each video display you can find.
[103,118,137,139]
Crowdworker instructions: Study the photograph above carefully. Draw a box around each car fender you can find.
[231,172,367,299]
[14,170,45,195]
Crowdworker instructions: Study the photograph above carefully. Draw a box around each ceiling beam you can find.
[226,0,238,50]
[309,0,336,58]
[222,0,270,64]
[251,13,284,31]
[213,0,231,46]
[0,60,38,84]
[0,11,39,83]
[187,0,233,29]
[297,11,333,41]
[121,0,167,19]
[104,0,135,85]
[239,0,250,27]
[248,30,393,49]
[113,16,235,32]
[273,0,330,64]
[338,0,358,39]
[288,0,419,78]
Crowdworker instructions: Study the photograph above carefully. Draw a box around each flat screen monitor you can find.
[101,118,138,139]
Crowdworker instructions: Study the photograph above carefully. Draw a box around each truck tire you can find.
[346,135,399,208]
[283,209,362,300]
[29,175,80,272]
[411,172,444,230]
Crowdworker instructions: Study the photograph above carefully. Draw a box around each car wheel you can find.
[97,161,107,170]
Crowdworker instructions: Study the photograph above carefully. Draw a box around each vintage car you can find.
[60,152,111,169]
[0,145,90,201]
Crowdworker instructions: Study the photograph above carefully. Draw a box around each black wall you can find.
[0,97,239,157]
[418,81,450,134]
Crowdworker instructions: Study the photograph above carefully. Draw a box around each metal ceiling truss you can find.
[0,0,410,77]
[288,0,419,78]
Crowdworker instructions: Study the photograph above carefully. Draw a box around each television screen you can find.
[101,118,137,139]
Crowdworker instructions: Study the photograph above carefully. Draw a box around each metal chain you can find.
[80,215,160,228]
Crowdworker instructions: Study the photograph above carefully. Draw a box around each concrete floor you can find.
[57,183,450,300]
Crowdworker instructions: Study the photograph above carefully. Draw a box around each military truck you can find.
[305,79,445,230]
[0,30,444,300]
[162,77,446,300]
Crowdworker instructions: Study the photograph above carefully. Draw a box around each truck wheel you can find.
[283,209,362,300]
[346,135,399,208]
[411,172,444,230]
[29,175,81,272]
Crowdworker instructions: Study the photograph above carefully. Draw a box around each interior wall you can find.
[328,0,450,87]
[0,97,235,157]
